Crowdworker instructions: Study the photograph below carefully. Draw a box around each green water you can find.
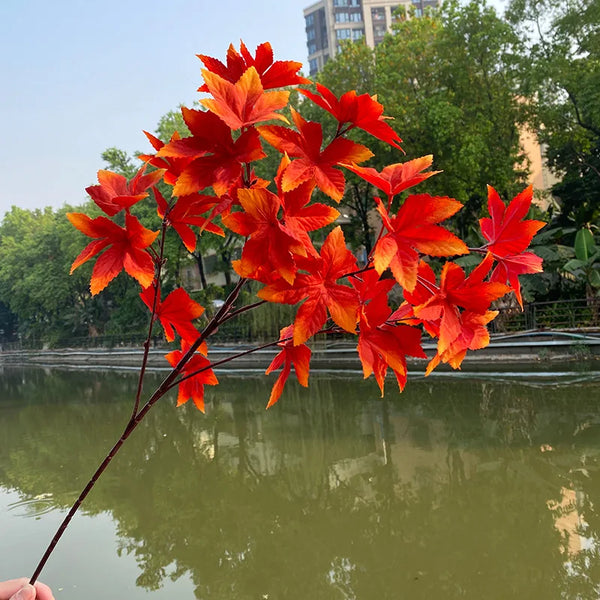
[1,365,600,599]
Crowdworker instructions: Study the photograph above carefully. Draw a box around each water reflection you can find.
[1,366,600,598]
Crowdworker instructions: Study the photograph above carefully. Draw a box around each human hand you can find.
[0,579,54,600]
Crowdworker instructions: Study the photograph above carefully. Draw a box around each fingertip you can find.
[33,582,54,600]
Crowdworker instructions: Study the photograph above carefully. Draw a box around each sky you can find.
[0,0,311,216]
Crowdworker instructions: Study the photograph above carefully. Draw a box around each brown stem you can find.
[132,223,168,418]
[29,278,247,584]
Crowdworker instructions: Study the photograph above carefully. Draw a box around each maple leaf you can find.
[222,187,307,284]
[425,310,498,375]
[480,185,545,257]
[68,212,158,295]
[258,108,373,202]
[200,66,290,130]
[265,325,311,408]
[140,286,205,347]
[274,155,340,258]
[157,108,265,197]
[479,186,545,308]
[154,188,224,252]
[404,257,510,355]
[343,156,440,200]
[373,194,468,292]
[489,251,543,308]
[165,343,218,412]
[258,226,359,345]
[197,41,310,91]
[139,130,193,187]
[86,166,164,217]
[352,270,426,394]
[300,83,402,150]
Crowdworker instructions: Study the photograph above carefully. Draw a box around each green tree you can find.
[507,0,600,225]
[310,1,529,247]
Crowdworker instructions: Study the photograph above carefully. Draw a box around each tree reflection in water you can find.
[1,366,600,599]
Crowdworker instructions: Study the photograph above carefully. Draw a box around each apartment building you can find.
[304,0,438,76]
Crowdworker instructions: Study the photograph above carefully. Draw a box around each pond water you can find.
[1,364,600,599]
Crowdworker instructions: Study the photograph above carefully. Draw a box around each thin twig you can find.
[29,278,247,585]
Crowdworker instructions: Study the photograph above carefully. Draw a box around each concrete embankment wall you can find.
[2,331,599,372]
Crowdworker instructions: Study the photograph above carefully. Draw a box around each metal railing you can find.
[2,298,599,351]
[491,297,600,333]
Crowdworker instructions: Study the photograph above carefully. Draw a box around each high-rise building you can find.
[304,0,438,76]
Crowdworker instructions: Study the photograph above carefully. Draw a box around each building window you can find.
[307,27,316,40]
[352,28,364,40]
[308,41,317,54]
[350,11,363,22]
[309,58,318,75]
[336,28,352,39]
[371,7,386,22]
[335,11,350,22]
[305,13,314,26]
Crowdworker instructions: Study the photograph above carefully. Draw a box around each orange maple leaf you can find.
[157,108,265,197]
[258,226,359,345]
[200,66,290,130]
[265,325,311,408]
[273,155,340,258]
[343,156,440,200]
[373,194,468,292]
[222,187,307,284]
[140,286,205,347]
[258,108,373,202]
[480,185,545,257]
[425,310,498,375]
[154,188,224,253]
[479,186,545,308]
[139,130,193,187]
[86,166,164,217]
[404,256,509,355]
[300,83,402,150]
[352,270,425,394]
[489,251,543,308]
[197,41,309,91]
[165,343,218,412]
[68,212,158,295]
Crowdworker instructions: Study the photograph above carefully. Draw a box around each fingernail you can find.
[13,584,35,600]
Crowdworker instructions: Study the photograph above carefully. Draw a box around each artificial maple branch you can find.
[131,220,168,419]
[29,277,247,584]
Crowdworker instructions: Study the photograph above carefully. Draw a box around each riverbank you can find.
[2,330,599,372]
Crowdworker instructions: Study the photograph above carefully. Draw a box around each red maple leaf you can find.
[140,286,205,346]
[373,194,468,292]
[197,41,309,91]
[258,226,359,345]
[479,186,545,308]
[86,166,164,217]
[274,155,340,258]
[165,343,218,412]
[352,270,426,394]
[68,212,158,295]
[489,251,543,308]
[222,187,308,284]
[300,83,402,150]
[139,130,194,187]
[404,256,509,355]
[265,325,311,408]
[258,108,373,202]
[157,108,265,197]
[425,310,498,375]
[154,188,224,252]
[479,185,545,257]
[343,155,440,200]
[200,66,290,130]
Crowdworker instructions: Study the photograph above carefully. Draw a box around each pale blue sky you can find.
[0,0,310,215]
